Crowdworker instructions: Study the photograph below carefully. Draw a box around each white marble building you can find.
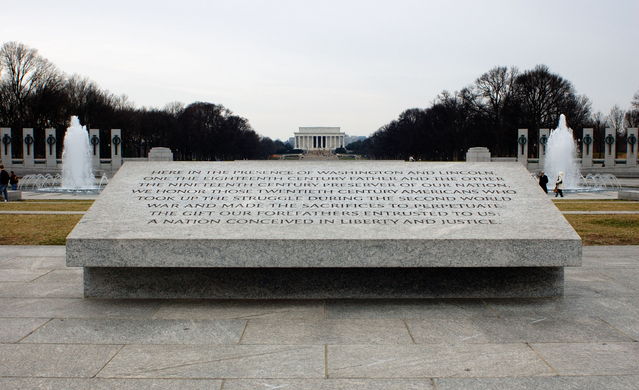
[293,127,345,150]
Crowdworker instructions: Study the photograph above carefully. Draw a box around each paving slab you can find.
[22,318,246,345]
[98,344,324,379]
[153,300,325,320]
[0,343,121,377]
[0,246,66,258]
[223,379,435,389]
[406,315,631,343]
[0,318,50,342]
[29,269,83,284]
[0,298,160,319]
[435,376,639,390]
[327,344,552,378]
[0,256,67,269]
[531,342,639,375]
[0,378,222,390]
[241,319,412,345]
[326,299,492,319]
[0,268,51,282]
[0,281,83,298]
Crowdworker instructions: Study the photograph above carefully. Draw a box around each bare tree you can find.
[0,41,64,127]
[608,105,626,134]
[625,90,639,127]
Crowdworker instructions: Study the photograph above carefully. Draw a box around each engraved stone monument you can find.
[67,161,581,298]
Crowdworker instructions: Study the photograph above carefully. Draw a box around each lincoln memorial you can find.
[293,127,346,150]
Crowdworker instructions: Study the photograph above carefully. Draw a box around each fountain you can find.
[61,116,95,189]
[544,114,580,189]
[18,116,108,193]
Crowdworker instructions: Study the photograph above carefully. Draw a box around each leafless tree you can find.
[0,41,64,127]
[608,105,626,134]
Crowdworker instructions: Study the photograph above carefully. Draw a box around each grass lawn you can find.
[0,200,93,212]
[0,215,83,245]
[564,214,639,245]
[553,199,639,212]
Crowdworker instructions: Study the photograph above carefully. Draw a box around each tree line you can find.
[3,41,638,161]
[349,66,639,160]
[0,41,291,160]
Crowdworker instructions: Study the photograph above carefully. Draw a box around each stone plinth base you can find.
[6,190,22,201]
[147,147,173,161]
[84,267,563,299]
[618,190,639,201]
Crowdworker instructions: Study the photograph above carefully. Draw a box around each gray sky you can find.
[2,0,638,140]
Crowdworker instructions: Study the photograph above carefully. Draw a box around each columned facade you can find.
[293,127,346,151]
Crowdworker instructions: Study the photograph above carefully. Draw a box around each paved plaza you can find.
[0,245,637,389]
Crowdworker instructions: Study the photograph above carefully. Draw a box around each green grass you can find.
[564,214,639,245]
[553,200,639,211]
[0,214,83,245]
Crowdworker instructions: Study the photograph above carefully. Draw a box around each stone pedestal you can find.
[1,128,12,167]
[626,128,638,167]
[89,129,101,171]
[538,129,549,168]
[604,128,616,167]
[148,147,174,161]
[22,128,34,168]
[517,129,528,166]
[110,129,122,170]
[581,128,593,168]
[465,147,491,162]
[45,128,57,168]
[68,161,581,299]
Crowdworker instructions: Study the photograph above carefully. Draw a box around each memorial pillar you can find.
[627,128,638,167]
[22,128,35,168]
[89,129,101,171]
[45,128,57,168]
[110,129,122,170]
[604,127,616,167]
[517,129,528,166]
[538,129,549,168]
[581,128,593,168]
[1,128,12,167]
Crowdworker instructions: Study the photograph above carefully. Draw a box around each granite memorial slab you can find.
[67,161,581,298]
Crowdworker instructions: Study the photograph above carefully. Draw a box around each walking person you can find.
[554,171,564,198]
[0,165,9,202]
[538,171,549,193]
[9,171,18,190]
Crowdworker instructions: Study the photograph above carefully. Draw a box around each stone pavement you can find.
[0,246,638,389]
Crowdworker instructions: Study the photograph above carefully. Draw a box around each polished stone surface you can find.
[67,161,581,268]
[0,245,636,387]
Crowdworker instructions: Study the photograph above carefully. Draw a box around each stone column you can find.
[110,129,122,170]
[538,129,549,168]
[604,127,616,167]
[45,128,57,168]
[1,128,12,167]
[581,128,593,168]
[89,129,101,171]
[22,128,35,168]
[517,129,528,166]
[627,128,638,167]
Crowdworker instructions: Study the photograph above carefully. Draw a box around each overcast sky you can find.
[2,0,638,140]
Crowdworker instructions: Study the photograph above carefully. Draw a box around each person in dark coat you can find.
[538,171,549,193]
[9,171,18,190]
[0,165,9,202]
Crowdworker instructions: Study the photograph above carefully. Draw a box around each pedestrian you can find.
[0,165,9,202]
[538,171,549,193]
[554,171,564,198]
[9,171,18,190]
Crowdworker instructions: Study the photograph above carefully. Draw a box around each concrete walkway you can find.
[0,245,638,389]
